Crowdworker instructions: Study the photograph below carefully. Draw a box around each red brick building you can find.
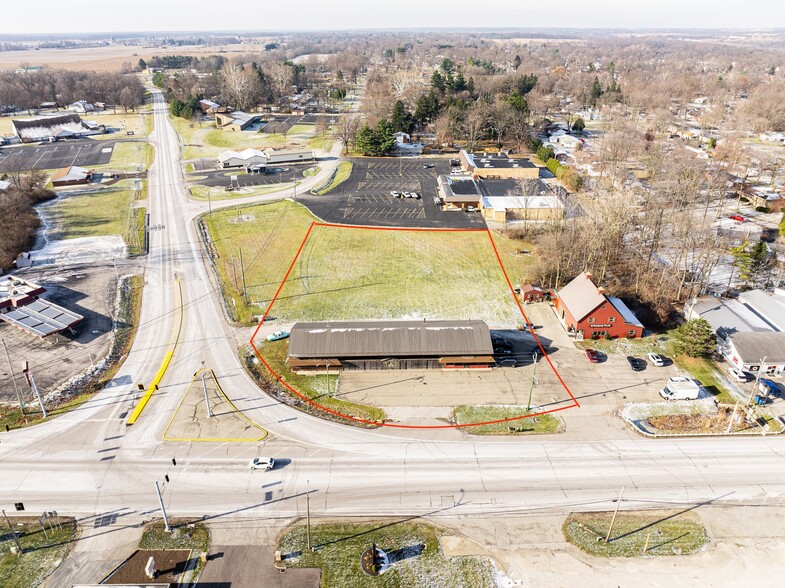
[554,272,644,339]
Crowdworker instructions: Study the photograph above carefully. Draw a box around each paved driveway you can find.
[197,545,319,588]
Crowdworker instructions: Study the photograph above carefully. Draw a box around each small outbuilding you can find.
[520,284,544,302]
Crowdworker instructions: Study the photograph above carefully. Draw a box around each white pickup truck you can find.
[659,376,701,400]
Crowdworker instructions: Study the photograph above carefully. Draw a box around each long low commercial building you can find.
[218,148,315,170]
[285,320,495,371]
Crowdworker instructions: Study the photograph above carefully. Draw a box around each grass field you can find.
[45,179,147,254]
[188,182,298,202]
[0,517,76,588]
[258,339,385,423]
[307,134,335,151]
[454,405,564,434]
[88,141,153,173]
[563,511,709,557]
[278,521,495,588]
[204,200,526,327]
[88,111,154,139]
[314,161,352,195]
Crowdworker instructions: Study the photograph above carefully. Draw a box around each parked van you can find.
[659,376,701,400]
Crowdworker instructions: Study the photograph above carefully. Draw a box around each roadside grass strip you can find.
[278,521,495,588]
[454,405,564,435]
[0,517,77,588]
[313,161,352,195]
[563,511,708,557]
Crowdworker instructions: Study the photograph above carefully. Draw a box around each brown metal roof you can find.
[288,320,493,359]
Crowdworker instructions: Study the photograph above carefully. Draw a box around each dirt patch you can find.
[104,549,192,584]
[647,404,764,434]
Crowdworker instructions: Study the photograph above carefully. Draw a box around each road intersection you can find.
[2,90,785,531]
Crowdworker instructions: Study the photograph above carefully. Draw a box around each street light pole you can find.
[306,479,312,550]
[154,480,171,532]
[526,351,538,413]
[202,372,213,418]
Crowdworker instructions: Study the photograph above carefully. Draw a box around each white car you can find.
[728,367,749,382]
[249,457,275,471]
[647,352,665,367]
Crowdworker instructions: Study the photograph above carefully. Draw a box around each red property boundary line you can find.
[249,221,579,429]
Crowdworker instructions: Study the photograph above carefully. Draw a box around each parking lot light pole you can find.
[526,351,538,413]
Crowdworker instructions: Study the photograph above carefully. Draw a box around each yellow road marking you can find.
[127,280,184,426]
[162,368,268,442]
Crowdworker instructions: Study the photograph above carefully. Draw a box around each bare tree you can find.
[268,63,294,98]
[334,114,360,154]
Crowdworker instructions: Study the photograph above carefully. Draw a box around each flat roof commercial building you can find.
[286,320,494,371]
[459,150,539,180]
[0,275,83,338]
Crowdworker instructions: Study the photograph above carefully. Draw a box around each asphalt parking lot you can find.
[0,139,115,172]
[187,165,303,188]
[298,157,487,229]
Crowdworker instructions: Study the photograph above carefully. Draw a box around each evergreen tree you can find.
[355,125,378,156]
[673,319,717,358]
[512,55,522,70]
[138,58,147,71]
[440,57,454,74]
[589,76,603,106]
[780,213,785,238]
[571,117,585,133]
[508,90,528,114]
[390,100,413,134]
[376,119,396,154]
[452,72,467,92]
[431,70,445,93]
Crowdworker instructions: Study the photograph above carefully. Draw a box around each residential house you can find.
[67,100,96,114]
[554,272,644,339]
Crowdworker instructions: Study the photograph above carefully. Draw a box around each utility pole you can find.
[2,339,24,417]
[747,356,767,407]
[22,365,46,419]
[526,351,538,413]
[726,400,739,434]
[239,247,248,304]
[201,372,213,418]
[306,479,312,550]
[605,486,625,543]
[2,509,21,554]
[154,480,171,532]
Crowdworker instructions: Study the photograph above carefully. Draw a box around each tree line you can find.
[0,70,145,113]
[0,172,54,270]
